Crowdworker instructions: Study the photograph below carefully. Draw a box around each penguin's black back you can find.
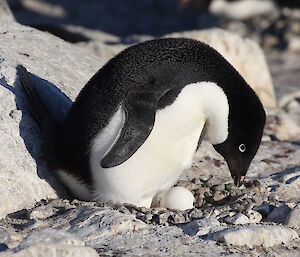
[57,38,263,184]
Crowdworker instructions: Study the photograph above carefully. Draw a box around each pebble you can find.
[189,208,203,220]
[246,210,262,223]
[0,244,8,251]
[168,213,186,224]
[253,203,274,218]
[211,184,225,192]
[214,225,299,248]
[224,213,249,225]
[152,212,171,225]
[0,227,11,245]
[267,204,291,223]
[30,206,57,220]
[181,218,220,237]
[213,191,227,202]
[285,204,300,229]
[224,183,234,191]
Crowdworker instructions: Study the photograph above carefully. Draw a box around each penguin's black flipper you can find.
[100,88,169,168]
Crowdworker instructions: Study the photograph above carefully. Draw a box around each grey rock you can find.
[213,190,227,202]
[224,213,249,225]
[285,204,300,229]
[0,0,14,22]
[288,36,300,53]
[265,108,300,141]
[211,184,225,192]
[1,245,98,257]
[16,229,84,250]
[152,212,171,224]
[214,225,299,248]
[267,204,292,224]
[209,0,278,20]
[0,227,11,244]
[253,203,274,218]
[29,205,57,220]
[169,213,186,224]
[189,208,203,220]
[68,207,147,241]
[181,218,220,236]
[246,210,262,224]
[0,229,99,257]
[0,18,108,218]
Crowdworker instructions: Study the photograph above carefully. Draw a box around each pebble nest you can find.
[5,177,272,229]
[113,178,265,225]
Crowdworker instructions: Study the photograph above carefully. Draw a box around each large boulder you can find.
[166,29,277,107]
[0,12,110,218]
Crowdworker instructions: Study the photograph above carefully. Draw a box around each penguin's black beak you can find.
[224,158,248,187]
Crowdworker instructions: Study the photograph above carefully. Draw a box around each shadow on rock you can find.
[1,69,73,199]
[10,0,218,39]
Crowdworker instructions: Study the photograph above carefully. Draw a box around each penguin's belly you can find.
[90,84,207,207]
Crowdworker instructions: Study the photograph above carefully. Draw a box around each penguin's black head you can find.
[213,87,266,187]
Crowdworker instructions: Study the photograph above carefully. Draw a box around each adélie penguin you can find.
[18,38,266,209]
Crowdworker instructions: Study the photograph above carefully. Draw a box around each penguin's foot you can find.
[157,186,194,211]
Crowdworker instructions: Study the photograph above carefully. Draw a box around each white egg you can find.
[160,186,194,211]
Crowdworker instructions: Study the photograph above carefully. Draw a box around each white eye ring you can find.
[239,144,246,153]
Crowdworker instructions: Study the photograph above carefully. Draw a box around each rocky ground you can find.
[0,0,300,256]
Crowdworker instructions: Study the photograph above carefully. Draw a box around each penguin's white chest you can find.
[90,84,209,207]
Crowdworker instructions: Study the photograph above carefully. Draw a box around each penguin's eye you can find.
[239,144,246,153]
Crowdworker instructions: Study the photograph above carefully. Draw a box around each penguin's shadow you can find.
[0,70,72,198]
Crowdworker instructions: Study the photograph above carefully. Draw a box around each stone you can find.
[68,207,147,239]
[213,225,299,248]
[152,212,171,225]
[29,205,57,220]
[0,245,99,257]
[246,210,262,223]
[209,0,278,20]
[288,36,300,53]
[278,170,300,185]
[16,229,84,249]
[0,15,108,218]
[0,227,11,244]
[0,0,14,22]
[168,213,186,224]
[253,204,274,218]
[166,29,276,107]
[211,184,225,192]
[181,218,220,236]
[224,213,249,225]
[189,208,203,220]
[267,204,292,224]
[0,229,98,257]
[279,91,300,110]
[285,204,300,229]
[213,191,227,202]
[265,108,300,141]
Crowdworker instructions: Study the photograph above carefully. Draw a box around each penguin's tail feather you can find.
[17,65,56,130]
